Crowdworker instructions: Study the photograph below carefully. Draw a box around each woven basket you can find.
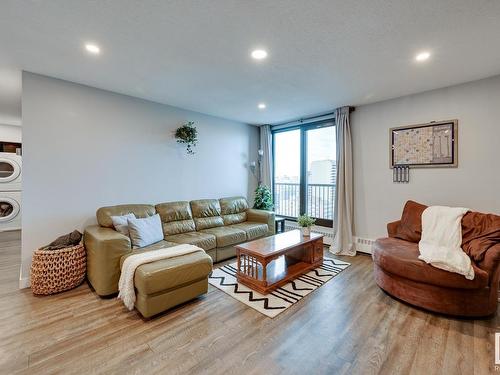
[30,243,86,295]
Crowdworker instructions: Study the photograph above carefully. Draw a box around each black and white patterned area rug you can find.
[208,258,350,318]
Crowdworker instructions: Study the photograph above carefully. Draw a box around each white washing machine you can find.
[0,191,21,231]
[0,153,22,191]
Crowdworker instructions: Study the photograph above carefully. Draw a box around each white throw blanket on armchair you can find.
[418,205,474,280]
[118,244,203,310]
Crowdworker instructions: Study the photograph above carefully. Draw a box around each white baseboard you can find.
[19,277,30,289]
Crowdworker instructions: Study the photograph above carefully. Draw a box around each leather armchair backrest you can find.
[155,201,196,236]
[97,204,156,228]
[190,199,224,230]
[220,196,248,225]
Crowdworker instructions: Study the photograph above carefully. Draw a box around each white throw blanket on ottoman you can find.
[418,205,474,280]
[118,244,203,310]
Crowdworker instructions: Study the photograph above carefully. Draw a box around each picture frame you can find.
[389,119,458,168]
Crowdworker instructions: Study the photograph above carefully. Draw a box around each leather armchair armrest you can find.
[478,244,500,286]
[247,209,276,235]
[387,220,401,238]
[84,225,132,296]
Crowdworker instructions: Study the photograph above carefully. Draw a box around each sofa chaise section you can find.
[119,247,212,318]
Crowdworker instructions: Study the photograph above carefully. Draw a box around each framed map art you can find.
[390,119,458,168]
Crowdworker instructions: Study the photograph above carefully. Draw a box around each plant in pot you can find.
[175,121,198,155]
[253,185,273,211]
[297,214,315,237]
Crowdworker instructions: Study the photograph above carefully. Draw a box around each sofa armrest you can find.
[84,225,132,296]
[478,244,500,286]
[247,209,276,235]
[387,220,401,238]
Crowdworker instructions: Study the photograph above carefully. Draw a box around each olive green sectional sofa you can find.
[84,196,274,317]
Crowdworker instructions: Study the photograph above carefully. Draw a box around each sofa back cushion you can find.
[97,204,156,228]
[220,196,248,225]
[394,201,500,262]
[395,200,427,243]
[190,199,224,230]
[155,201,196,236]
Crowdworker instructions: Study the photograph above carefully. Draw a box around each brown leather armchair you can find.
[372,201,500,317]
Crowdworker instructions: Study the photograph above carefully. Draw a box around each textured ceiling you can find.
[1,0,500,125]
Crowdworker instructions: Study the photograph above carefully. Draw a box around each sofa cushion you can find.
[119,240,178,269]
[120,249,212,295]
[155,201,196,236]
[138,240,179,251]
[163,219,196,236]
[372,237,488,289]
[220,196,248,225]
[97,204,156,228]
[395,200,427,242]
[222,213,247,226]
[200,226,247,247]
[190,199,224,230]
[165,231,216,251]
[229,222,268,241]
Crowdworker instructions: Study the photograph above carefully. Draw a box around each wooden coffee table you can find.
[235,230,324,294]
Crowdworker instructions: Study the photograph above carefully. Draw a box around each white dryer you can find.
[0,153,22,191]
[0,191,21,231]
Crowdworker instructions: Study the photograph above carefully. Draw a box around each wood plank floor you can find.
[0,231,498,374]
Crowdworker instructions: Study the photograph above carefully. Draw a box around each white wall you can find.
[352,75,500,240]
[21,72,258,282]
[0,123,22,143]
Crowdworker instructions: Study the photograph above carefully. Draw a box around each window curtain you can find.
[259,125,273,189]
[331,107,355,256]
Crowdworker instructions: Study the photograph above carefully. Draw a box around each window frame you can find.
[272,119,335,227]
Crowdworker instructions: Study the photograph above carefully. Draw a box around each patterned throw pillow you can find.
[127,214,163,248]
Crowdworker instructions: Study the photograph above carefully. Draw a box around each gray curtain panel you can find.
[331,107,355,256]
[260,125,273,189]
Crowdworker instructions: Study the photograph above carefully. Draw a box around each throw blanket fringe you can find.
[118,244,203,310]
[418,206,474,280]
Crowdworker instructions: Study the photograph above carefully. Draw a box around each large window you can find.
[273,121,336,226]
[274,130,301,218]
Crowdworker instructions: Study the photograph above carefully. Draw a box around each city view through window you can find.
[274,126,336,222]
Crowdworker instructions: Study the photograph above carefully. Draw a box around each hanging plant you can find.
[175,121,198,155]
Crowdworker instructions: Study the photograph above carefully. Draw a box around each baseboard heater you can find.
[353,236,376,254]
[284,221,376,254]
[284,221,334,246]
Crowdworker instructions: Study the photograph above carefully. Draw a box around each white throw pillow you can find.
[127,214,164,249]
[111,213,136,236]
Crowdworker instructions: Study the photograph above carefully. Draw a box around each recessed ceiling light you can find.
[415,51,430,62]
[85,43,100,55]
[258,103,266,109]
[251,49,268,60]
